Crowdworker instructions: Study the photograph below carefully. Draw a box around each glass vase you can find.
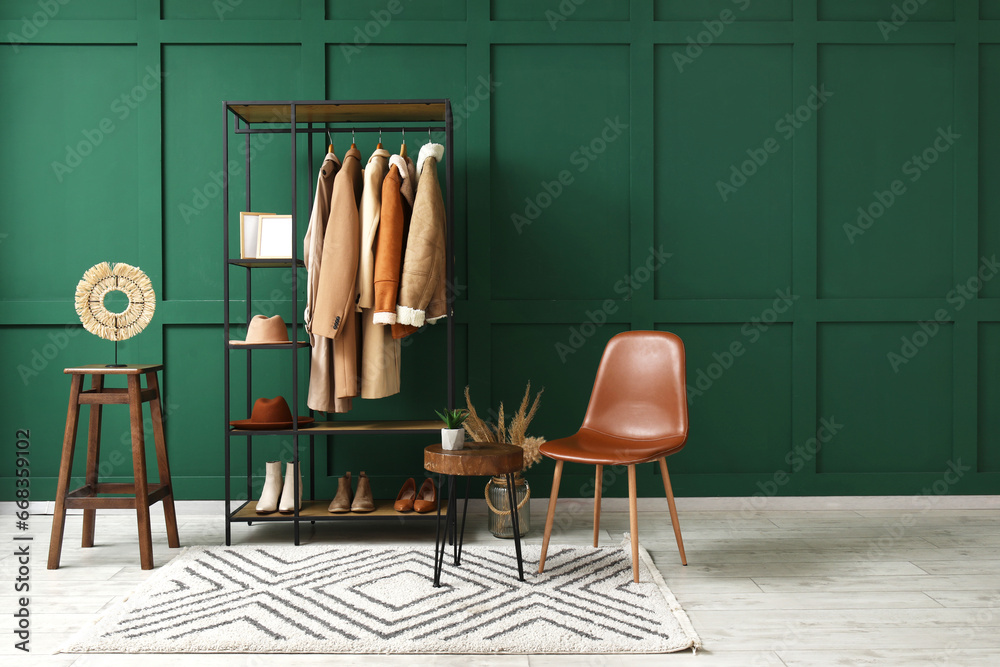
[486,474,530,538]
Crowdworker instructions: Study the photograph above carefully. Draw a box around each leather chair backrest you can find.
[581,331,688,441]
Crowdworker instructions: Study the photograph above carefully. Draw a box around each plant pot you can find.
[441,428,465,451]
[486,474,530,538]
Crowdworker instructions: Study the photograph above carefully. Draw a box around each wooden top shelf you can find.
[227,101,448,124]
[229,259,305,268]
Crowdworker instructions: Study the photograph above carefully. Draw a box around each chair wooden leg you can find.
[128,375,154,570]
[147,371,180,549]
[658,457,687,566]
[593,464,603,547]
[82,375,103,549]
[538,460,563,574]
[627,464,639,583]
[48,374,83,570]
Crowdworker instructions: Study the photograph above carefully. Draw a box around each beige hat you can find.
[230,314,300,345]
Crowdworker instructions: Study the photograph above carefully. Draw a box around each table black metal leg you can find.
[506,473,525,581]
[433,473,446,587]
[455,476,470,566]
[446,475,456,547]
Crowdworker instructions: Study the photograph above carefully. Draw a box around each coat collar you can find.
[416,143,444,181]
[368,147,391,163]
[320,151,341,177]
[344,146,362,163]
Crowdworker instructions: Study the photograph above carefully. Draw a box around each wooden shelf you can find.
[229,419,444,436]
[231,499,444,521]
[228,101,447,124]
[229,258,305,268]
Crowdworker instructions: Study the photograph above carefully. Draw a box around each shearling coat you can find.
[374,155,416,324]
[303,151,352,413]
[394,143,447,339]
[312,145,363,400]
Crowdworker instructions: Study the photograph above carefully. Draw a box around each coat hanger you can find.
[350,128,356,151]
[326,130,333,154]
[400,128,407,159]
[377,127,383,150]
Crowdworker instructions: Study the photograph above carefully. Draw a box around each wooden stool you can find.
[424,442,525,587]
[48,364,180,570]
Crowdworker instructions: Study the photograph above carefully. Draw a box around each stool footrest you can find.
[65,483,171,510]
[78,388,157,405]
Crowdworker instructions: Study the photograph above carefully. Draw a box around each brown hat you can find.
[229,396,314,430]
[230,315,302,345]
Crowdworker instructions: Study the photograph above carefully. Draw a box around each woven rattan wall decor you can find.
[75,262,156,344]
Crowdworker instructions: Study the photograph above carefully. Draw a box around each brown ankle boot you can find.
[351,471,375,513]
[328,471,352,513]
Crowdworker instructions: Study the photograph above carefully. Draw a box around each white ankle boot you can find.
[278,462,302,513]
[256,461,283,514]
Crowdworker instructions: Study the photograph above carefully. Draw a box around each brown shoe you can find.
[351,471,376,513]
[413,477,437,513]
[393,478,416,512]
[327,471,352,513]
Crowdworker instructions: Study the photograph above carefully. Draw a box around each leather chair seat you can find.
[540,429,686,466]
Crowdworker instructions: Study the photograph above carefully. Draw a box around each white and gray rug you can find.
[63,537,700,654]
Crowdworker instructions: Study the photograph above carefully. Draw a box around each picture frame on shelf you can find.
[239,212,272,259]
[256,214,294,259]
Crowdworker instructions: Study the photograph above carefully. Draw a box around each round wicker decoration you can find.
[75,262,156,342]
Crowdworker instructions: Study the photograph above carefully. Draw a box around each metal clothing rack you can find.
[222,100,455,545]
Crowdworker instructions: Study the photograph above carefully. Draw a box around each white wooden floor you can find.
[2,501,1000,666]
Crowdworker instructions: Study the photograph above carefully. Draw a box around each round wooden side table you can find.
[423,442,524,587]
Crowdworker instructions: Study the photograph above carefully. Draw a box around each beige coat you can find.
[357,147,391,310]
[312,146,363,400]
[303,152,352,413]
[360,155,417,399]
[395,143,447,337]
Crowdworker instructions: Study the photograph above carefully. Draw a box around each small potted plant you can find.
[436,408,469,451]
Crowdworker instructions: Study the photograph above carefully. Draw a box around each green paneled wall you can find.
[2,0,998,503]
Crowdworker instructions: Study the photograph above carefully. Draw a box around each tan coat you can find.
[394,143,447,338]
[303,152,352,413]
[312,146,363,400]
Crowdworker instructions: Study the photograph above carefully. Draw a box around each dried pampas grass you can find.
[464,383,545,470]
[75,262,156,342]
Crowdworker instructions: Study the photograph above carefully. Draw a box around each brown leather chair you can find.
[538,330,688,583]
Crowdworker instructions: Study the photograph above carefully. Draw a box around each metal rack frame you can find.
[222,100,455,545]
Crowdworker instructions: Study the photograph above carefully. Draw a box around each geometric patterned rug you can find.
[62,537,701,654]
